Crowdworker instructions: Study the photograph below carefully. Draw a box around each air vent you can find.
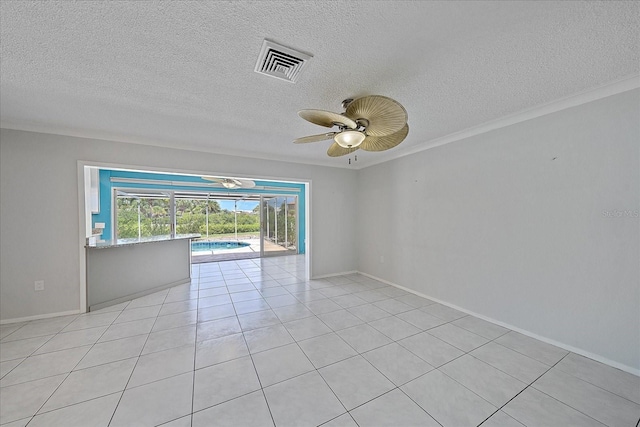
[254,40,312,83]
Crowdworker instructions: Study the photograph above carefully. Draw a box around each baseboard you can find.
[89,278,189,312]
[312,270,358,280]
[0,309,82,325]
[1,279,189,322]
[357,271,640,377]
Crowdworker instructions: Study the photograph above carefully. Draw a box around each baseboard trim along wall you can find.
[312,270,359,280]
[358,271,640,377]
[0,309,82,325]
[89,278,190,312]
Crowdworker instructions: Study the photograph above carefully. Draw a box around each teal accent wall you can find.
[92,170,113,239]
[91,169,305,253]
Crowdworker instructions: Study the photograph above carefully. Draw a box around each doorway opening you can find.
[113,190,299,263]
[79,163,311,314]
[90,168,305,263]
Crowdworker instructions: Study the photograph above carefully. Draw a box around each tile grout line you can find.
[544,362,640,407]
[475,352,607,427]
[275,307,352,424]
[236,306,279,427]
[206,259,280,425]
[258,277,423,423]
[388,322,524,426]
[189,266,204,427]
[1,315,139,381]
[105,288,170,427]
[7,255,634,427]
[196,259,352,424]
[281,288,454,426]
[336,348,443,426]
[21,304,130,424]
[4,259,288,425]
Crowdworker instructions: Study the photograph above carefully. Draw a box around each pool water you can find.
[191,241,251,251]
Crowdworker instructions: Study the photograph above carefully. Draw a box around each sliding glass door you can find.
[260,195,297,257]
[114,188,298,260]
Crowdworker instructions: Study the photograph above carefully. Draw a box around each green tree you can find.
[116,197,260,239]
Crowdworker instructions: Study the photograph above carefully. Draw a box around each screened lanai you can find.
[114,189,299,263]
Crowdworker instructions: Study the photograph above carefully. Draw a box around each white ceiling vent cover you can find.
[254,40,312,83]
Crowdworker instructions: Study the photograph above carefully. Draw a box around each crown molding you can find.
[3,74,638,171]
[358,74,640,170]
[0,123,353,170]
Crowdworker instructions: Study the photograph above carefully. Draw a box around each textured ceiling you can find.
[1,1,638,168]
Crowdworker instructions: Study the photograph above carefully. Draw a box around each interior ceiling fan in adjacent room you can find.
[294,95,409,159]
[201,176,256,189]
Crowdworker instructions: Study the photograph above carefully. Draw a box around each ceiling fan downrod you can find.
[341,98,354,110]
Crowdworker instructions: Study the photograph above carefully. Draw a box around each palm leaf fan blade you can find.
[298,110,357,129]
[360,124,409,152]
[294,132,336,144]
[345,95,407,137]
[327,142,359,157]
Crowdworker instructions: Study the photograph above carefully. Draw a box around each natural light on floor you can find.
[1,255,637,426]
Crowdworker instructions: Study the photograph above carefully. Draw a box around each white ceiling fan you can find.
[201,176,256,189]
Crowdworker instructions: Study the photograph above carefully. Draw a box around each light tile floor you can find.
[1,255,639,426]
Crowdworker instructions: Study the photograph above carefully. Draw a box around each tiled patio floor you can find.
[191,238,294,263]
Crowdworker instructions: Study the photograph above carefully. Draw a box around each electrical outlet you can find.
[34,280,45,291]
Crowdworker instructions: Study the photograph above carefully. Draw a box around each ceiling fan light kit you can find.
[334,130,366,148]
[295,95,409,161]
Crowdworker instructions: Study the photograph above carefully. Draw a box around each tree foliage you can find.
[116,198,260,238]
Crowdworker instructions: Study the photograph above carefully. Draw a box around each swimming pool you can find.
[191,241,251,251]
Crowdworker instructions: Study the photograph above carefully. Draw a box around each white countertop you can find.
[86,234,200,249]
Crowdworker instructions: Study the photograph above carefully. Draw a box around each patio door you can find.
[114,190,173,239]
[260,195,298,257]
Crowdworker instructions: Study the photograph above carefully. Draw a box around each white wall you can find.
[2,90,638,373]
[0,129,358,321]
[357,89,640,372]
